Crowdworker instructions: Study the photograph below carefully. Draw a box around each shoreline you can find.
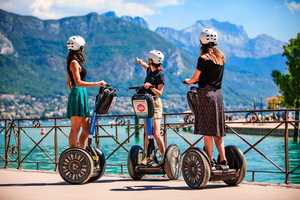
[225,122,298,137]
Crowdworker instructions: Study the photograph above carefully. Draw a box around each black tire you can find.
[127,145,144,180]
[164,144,181,180]
[58,147,94,184]
[86,146,106,183]
[221,145,247,186]
[182,148,211,189]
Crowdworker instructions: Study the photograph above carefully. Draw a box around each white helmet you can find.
[147,50,164,64]
[199,29,218,45]
[67,35,86,51]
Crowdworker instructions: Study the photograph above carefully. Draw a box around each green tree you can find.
[272,33,300,108]
[272,33,300,141]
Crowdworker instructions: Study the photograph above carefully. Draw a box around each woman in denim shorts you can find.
[136,50,166,163]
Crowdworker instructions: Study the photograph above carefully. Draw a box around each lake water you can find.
[0,117,299,184]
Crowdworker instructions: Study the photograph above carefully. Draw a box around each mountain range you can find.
[0,9,287,114]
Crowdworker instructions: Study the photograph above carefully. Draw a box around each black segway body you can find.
[95,86,117,114]
[85,146,106,183]
[219,145,247,186]
[59,85,116,184]
[127,86,181,180]
[182,146,246,189]
[164,144,182,180]
[59,147,94,184]
[131,92,155,118]
[183,81,246,188]
[186,86,198,115]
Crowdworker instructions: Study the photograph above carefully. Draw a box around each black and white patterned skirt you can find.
[194,85,226,137]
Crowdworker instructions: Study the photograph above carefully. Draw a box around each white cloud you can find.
[153,0,186,7]
[284,0,300,13]
[0,0,185,20]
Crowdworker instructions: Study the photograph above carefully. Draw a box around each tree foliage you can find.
[266,96,281,109]
[272,33,300,108]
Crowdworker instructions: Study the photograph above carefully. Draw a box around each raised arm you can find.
[136,57,149,70]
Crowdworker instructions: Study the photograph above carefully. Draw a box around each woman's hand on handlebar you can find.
[184,79,192,85]
[97,80,107,87]
[144,82,152,89]
[184,79,198,85]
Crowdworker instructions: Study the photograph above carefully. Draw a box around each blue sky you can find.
[0,0,299,42]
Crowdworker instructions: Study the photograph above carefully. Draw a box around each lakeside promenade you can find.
[1,169,299,200]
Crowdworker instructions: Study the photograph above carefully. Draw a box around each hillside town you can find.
[0,94,255,120]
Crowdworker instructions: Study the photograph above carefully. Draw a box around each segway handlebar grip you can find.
[129,85,155,92]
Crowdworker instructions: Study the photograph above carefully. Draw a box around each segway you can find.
[58,85,117,184]
[181,82,246,188]
[127,86,181,180]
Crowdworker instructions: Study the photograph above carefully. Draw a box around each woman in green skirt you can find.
[66,35,107,148]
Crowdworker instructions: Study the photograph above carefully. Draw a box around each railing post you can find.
[4,119,9,168]
[163,114,167,145]
[294,109,299,142]
[17,120,21,169]
[134,116,140,137]
[284,111,290,184]
[95,116,100,149]
[54,119,59,171]
[127,119,130,143]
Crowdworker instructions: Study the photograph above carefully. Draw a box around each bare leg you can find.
[204,136,214,161]
[152,118,166,154]
[214,136,226,162]
[78,117,90,148]
[69,116,83,147]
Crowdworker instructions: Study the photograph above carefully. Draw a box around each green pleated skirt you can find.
[67,85,90,118]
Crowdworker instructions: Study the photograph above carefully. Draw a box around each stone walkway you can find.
[0,169,299,200]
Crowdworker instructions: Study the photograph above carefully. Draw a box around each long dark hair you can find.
[149,61,164,71]
[66,46,86,64]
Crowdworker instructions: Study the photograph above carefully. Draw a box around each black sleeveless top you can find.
[67,60,87,85]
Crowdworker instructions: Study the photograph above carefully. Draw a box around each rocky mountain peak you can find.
[121,16,149,29]
[156,19,285,58]
[101,11,118,18]
[100,11,149,29]
[0,32,15,55]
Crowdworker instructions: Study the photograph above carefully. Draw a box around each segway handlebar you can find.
[183,80,198,85]
[129,85,155,91]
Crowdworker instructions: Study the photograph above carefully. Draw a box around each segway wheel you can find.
[182,148,211,189]
[58,147,94,184]
[164,144,181,180]
[86,146,106,183]
[127,145,144,180]
[221,145,247,186]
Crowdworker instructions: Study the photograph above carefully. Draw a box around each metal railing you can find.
[0,108,299,184]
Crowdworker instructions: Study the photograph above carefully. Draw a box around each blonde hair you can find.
[200,44,226,65]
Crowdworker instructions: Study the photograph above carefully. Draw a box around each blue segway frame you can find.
[129,86,155,157]
[88,85,117,157]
